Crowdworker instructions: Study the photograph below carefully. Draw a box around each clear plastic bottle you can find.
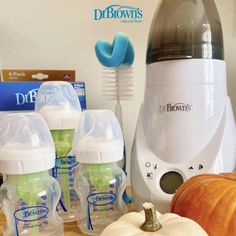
[74,110,127,235]
[0,112,63,236]
[35,81,81,222]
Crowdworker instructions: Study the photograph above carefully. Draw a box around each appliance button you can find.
[198,164,204,170]
[147,172,153,179]
[145,162,151,168]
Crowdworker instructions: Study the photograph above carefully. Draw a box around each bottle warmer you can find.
[131,0,236,213]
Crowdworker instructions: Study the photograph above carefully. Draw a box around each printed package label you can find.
[0,82,86,111]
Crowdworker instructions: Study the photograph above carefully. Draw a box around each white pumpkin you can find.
[101,203,208,236]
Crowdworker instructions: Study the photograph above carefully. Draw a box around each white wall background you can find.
[0,0,235,183]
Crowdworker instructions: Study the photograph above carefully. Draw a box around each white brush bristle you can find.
[102,65,134,101]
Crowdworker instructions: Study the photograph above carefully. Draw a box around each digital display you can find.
[160,171,184,194]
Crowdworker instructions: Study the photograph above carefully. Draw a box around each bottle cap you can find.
[0,112,55,174]
[35,81,81,130]
[74,110,124,164]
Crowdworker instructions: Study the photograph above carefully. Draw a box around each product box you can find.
[0,81,86,111]
[1,69,76,82]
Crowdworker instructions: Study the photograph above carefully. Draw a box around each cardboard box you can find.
[2,69,76,82]
[0,81,86,111]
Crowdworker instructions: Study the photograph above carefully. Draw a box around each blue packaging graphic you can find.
[0,82,86,111]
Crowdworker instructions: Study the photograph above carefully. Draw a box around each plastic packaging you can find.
[74,110,127,235]
[35,81,81,222]
[0,112,63,236]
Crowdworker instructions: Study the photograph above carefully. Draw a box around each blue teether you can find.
[95,32,135,68]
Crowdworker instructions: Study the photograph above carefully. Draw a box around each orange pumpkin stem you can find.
[141,203,162,232]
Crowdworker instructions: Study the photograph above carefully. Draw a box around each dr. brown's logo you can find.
[160,103,192,112]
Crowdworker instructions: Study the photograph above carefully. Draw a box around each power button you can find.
[145,162,151,168]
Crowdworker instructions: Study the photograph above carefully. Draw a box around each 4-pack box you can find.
[0,81,86,112]
[0,69,86,111]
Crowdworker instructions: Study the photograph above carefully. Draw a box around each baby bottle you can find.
[0,112,63,236]
[74,110,127,235]
[35,81,81,222]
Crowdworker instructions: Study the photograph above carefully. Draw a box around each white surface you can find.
[0,0,235,183]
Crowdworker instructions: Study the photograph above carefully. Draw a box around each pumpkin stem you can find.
[141,202,162,232]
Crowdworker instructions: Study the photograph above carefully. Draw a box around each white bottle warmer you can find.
[131,0,236,213]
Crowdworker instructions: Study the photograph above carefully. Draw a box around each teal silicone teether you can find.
[95,32,135,67]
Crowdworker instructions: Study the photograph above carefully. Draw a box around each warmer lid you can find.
[147,0,224,63]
